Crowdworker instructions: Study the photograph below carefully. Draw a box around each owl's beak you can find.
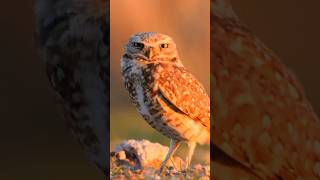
[145,47,159,59]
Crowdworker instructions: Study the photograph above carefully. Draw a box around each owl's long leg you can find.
[159,139,181,173]
[185,141,196,169]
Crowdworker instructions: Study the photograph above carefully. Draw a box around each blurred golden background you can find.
[232,0,320,113]
[110,0,210,165]
[0,0,319,179]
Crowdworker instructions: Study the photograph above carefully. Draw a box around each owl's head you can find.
[124,32,181,64]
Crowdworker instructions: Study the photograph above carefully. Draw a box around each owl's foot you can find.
[159,139,181,173]
[158,157,179,175]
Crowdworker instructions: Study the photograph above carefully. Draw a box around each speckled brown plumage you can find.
[121,32,210,172]
[212,0,320,179]
[35,0,109,175]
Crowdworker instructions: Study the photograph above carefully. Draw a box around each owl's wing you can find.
[156,64,210,129]
[212,0,320,179]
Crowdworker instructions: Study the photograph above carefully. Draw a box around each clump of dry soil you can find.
[110,139,210,179]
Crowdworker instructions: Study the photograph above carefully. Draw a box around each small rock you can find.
[112,139,182,169]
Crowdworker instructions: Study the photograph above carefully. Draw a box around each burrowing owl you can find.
[212,0,320,179]
[121,32,210,172]
[35,0,109,175]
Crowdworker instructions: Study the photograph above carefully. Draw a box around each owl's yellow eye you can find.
[133,42,144,49]
[160,43,169,48]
